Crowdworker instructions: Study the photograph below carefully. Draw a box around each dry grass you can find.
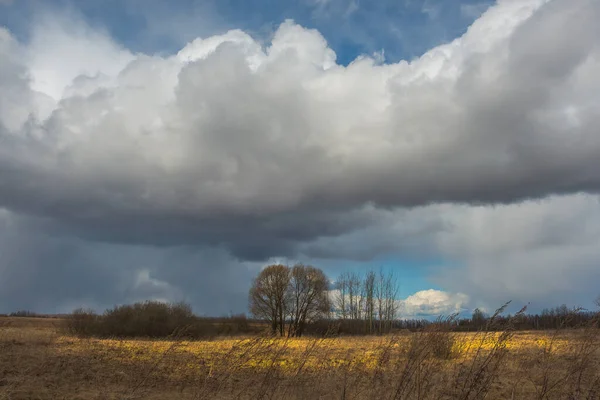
[1,316,599,399]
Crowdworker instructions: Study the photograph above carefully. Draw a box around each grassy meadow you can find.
[1,316,599,399]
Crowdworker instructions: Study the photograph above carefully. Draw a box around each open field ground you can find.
[1,317,599,399]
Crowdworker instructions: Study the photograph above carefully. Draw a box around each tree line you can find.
[455,304,600,331]
[249,264,420,336]
[10,264,599,339]
[249,264,600,336]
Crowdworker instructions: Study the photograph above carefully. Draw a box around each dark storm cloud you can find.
[0,211,260,314]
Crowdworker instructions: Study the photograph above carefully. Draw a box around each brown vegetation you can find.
[65,301,259,339]
[1,306,599,399]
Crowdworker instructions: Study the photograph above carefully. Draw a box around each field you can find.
[1,317,599,399]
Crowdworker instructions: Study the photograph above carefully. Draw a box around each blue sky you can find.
[1,0,492,64]
[1,0,599,317]
[315,256,443,298]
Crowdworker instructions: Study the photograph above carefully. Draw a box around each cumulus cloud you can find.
[398,289,469,318]
[0,0,599,313]
[2,0,600,225]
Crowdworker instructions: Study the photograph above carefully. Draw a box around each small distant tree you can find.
[472,308,487,329]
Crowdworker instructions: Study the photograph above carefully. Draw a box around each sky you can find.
[0,0,599,318]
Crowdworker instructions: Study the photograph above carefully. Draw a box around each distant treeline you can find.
[454,304,599,332]
[306,307,599,336]
[3,310,68,318]
[51,300,599,339]
[6,264,598,339]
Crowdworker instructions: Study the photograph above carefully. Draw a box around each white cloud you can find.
[0,0,599,312]
[26,12,134,102]
[2,0,598,217]
[327,287,468,319]
[177,29,264,69]
[398,289,469,318]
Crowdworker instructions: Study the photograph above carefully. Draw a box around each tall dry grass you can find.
[1,306,600,399]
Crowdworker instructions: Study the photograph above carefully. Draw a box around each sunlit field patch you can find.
[52,330,575,376]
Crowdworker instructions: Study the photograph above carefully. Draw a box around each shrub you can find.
[63,301,259,339]
[214,313,250,335]
[101,301,196,338]
[64,301,198,338]
[64,308,100,337]
[406,316,458,360]
[429,330,456,360]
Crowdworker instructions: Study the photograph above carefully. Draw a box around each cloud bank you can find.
[0,0,599,314]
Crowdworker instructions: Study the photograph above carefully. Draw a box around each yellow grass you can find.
[51,332,571,372]
[1,317,599,399]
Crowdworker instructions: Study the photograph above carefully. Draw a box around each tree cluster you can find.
[249,265,600,336]
[333,269,399,334]
[248,264,330,337]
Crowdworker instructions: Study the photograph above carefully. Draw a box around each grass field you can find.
[1,316,599,399]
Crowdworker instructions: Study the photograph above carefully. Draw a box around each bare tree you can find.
[286,264,330,337]
[376,269,399,333]
[347,272,362,320]
[376,269,385,334]
[382,270,399,332]
[248,264,290,336]
[249,263,330,337]
[334,272,349,319]
[363,270,376,334]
